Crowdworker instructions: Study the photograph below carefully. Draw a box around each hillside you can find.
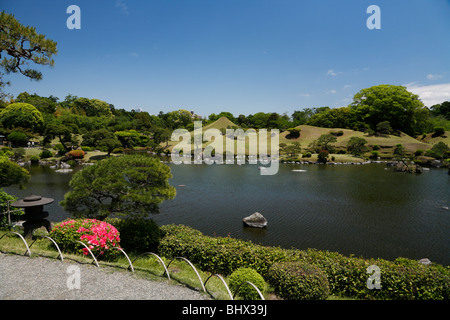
[280,125,435,154]
[167,118,449,158]
[201,117,238,131]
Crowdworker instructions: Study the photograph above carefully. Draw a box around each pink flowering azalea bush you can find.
[50,218,121,261]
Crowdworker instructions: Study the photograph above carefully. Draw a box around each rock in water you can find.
[418,258,432,266]
[243,212,267,228]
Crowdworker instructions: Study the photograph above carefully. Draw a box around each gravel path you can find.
[0,254,210,300]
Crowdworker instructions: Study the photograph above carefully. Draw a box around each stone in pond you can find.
[243,212,267,228]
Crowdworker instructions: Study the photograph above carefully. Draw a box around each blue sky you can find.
[2,0,450,118]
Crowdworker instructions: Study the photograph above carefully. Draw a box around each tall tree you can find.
[347,137,368,156]
[316,134,337,152]
[0,102,44,133]
[0,11,57,94]
[350,84,428,136]
[0,155,30,188]
[61,154,176,220]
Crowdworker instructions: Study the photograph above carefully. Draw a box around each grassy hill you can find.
[280,125,440,157]
[166,117,449,160]
[201,117,238,131]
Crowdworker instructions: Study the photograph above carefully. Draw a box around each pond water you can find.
[5,161,450,265]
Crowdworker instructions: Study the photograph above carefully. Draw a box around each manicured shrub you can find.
[330,130,344,137]
[414,149,424,157]
[267,261,330,300]
[39,149,53,159]
[370,151,379,159]
[158,225,450,300]
[106,217,163,253]
[50,219,121,261]
[287,128,301,139]
[228,267,266,300]
[30,155,39,164]
[158,224,300,277]
[433,127,445,137]
[7,131,28,147]
[66,160,77,167]
[66,149,85,159]
[318,150,329,163]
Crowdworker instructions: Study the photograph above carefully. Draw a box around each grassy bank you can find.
[2,224,448,300]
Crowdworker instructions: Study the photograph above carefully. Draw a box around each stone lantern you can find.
[11,194,54,238]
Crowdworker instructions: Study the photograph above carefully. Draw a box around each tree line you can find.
[1,86,449,152]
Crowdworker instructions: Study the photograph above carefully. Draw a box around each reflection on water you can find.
[5,162,450,265]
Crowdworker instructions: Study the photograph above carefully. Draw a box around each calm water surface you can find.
[5,162,450,265]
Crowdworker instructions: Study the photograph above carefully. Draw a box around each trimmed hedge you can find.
[106,217,163,253]
[158,224,450,300]
[229,268,266,300]
[267,261,330,300]
[159,224,300,277]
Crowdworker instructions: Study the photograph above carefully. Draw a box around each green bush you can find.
[158,225,450,300]
[370,151,379,159]
[414,149,424,157]
[39,149,53,159]
[159,224,299,277]
[106,217,163,253]
[433,127,445,137]
[7,131,28,147]
[228,268,266,300]
[13,148,26,159]
[66,160,77,167]
[301,249,450,300]
[30,155,39,164]
[287,128,301,139]
[330,130,344,137]
[0,190,23,227]
[267,261,330,300]
[318,150,329,163]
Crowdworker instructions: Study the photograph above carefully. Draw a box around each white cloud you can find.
[426,73,443,80]
[407,83,450,107]
[327,69,337,76]
[116,0,129,15]
[299,93,310,97]
[328,89,337,94]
